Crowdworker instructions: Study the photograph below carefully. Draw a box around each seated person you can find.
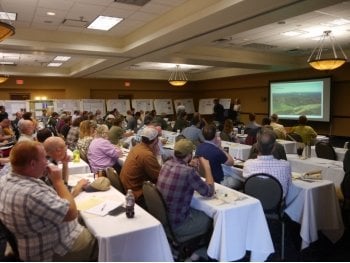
[220,119,239,142]
[270,113,286,139]
[120,126,161,208]
[243,128,292,197]
[181,114,205,146]
[157,139,214,242]
[88,124,123,174]
[196,124,241,189]
[290,115,317,145]
[248,126,287,160]
[246,113,261,130]
[0,141,97,261]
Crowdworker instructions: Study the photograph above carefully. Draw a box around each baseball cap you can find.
[174,139,195,156]
[106,114,115,119]
[83,177,111,192]
[140,127,158,141]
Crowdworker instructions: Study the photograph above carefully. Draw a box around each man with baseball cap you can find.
[120,126,161,208]
[157,139,214,246]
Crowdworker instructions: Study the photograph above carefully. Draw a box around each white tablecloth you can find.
[222,167,344,251]
[285,179,344,249]
[60,149,91,175]
[287,154,344,187]
[221,141,252,161]
[191,183,274,261]
[276,139,297,154]
[72,174,173,262]
[311,146,347,161]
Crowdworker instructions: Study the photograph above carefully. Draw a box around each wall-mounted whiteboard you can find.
[153,99,174,115]
[80,99,106,116]
[198,98,215,115]
[54,99,81,114]
[131,99,153,112]
[220,98,231,109]
[3,100,29,120]
[106,99,131,115]
[173,98,195,114]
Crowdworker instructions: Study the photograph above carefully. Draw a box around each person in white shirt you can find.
[243,127,291,197]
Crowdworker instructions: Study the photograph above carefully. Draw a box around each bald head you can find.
[18,119,35,135]
[44,136,67,161]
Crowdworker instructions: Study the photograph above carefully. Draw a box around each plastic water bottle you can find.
[125,189,135,218]
[72,148,80,162]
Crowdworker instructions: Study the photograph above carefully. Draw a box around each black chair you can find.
[142,181,209,261]
[0,220,19,261]
[341,171,350,226]
[244,173,286,260]
[105,167,125,194]
[315,141,337,160]
[286,132,303,143]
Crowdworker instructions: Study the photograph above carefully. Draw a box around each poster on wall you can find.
[80,99,106,116]
[198,98,215,115]
[153,99,174,115]
[173,98,195,114]
[131,99,153,112]
[219,98,231,109]
[106,99,131,115]
[54,99,81,114]
[3,100,29,120]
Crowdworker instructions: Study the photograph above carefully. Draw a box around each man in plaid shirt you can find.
[157,139,214,241]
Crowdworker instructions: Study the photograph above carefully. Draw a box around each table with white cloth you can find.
[311,146,347,161]
[59,149,91,175]
[191,183,274,261]
[70,173,173,262]
[285,178,344,249]
[287,154,344,187]
[221,141,252,161]
[276,139,297,154]
[222,166,344,251]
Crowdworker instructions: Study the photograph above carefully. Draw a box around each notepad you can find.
[84,200,123,216]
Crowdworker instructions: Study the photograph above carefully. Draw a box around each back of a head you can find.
[262,117,271,126]
[249,113,256,121]
[36,128,53,143]
[95,124,109,138]
[10,141,41,169]
[223,119,233,133]
[43,136,66,154]
[271,113,278,122]
[202,124,216,141]
[299,115,307,125]
[256,128,276,155]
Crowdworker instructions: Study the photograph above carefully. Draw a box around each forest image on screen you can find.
[271,81,323,118]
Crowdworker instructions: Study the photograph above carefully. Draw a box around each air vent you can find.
[62,18,89,27]
[243,43,277,50]
[114,0,150,6]
[212,38,231,43]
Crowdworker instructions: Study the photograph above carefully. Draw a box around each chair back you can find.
[244,173,283,214]
[105,167,125,194]
[315,142,337,160]
[142,181,175,241]
[341,171,350,200]
[286,132,303,143]
[0,220,19,260]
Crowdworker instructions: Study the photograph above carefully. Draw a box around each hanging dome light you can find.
[168,65,187,86]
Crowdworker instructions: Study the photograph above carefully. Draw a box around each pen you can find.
[101,203,106,211]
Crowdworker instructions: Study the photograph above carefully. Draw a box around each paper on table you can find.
[76,197,105,211]
[68,173,94,187]
[85,200,123,216]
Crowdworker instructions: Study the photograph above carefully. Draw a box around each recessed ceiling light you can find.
[47,11,56,16]
[281,30,306,36]
[0,12,17,21]
[87,16,123,31]
[47,62,62,67]
[54,56,71,61]
[0,61,15,65]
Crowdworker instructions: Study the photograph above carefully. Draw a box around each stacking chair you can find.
[105,167,125,194]
[142,181,209,261]
[315,141,337,160]
[341,171,350,226]
[244,173,286,260]
[286,132,303,143]
[0,220,19,261]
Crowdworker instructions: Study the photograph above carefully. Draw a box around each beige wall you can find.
[0,63,349,136]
